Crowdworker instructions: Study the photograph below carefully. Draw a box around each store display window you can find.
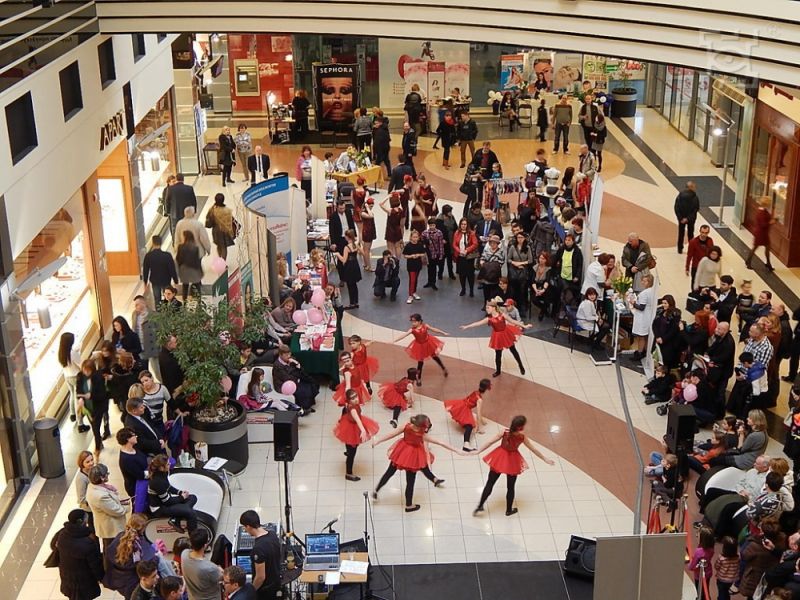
[14,190,99,413]
[748,125,796,226]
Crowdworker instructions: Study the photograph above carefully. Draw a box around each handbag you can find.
[647,255,657,270]
[477,261,501,284]
[44,529,62,568]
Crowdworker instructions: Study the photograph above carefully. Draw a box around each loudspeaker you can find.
[273,411,299,462]
[665,404,696,454]
[563,535,596,579]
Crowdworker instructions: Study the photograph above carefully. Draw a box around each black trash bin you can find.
[34,418,65,478]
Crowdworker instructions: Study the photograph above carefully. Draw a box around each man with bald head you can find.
[174,206,211,257]
[736,454,771,499]
[706,321,736,415]
[247,145,270,184]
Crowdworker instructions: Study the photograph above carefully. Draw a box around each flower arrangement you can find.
[347,146,371,170]
[611,274,634,296]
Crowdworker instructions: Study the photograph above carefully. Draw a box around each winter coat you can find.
[85,483,127,539]
[739,536,780,597]
[531,218,556,258]
[55,522,104,600]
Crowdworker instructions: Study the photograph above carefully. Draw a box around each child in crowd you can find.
[574,172,591,214]
[736,279,754,333]
[348,335,379,394]
[378,368,417,428]
[402,229,426,305]
[324,283,343,318]
[323,152,335,177]
[504,298,521,323]
[490,162,503,180]
[641,363,675,405]
[739,351,769,397]
[309,248,328,288]
[651,453,683,509]
[444,379,490,452]
[688,526,715,589]
[712,416,740,450]
[687,431,732,474]
[713,536,739,600]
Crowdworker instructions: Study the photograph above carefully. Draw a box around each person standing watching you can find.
[223,565,257,600]
[54,509,104,600]
[685,224,714,289]
[218,126,236,187]
[234,124,252,182]
[85,464,128,549]
[674,181,700,254]
[578,94,598,150]
[353,107,373,151]
[182,529,223,600]
[239,510,282,600]
[551,95,573,154]
[164,173,197,245]
[457,111,478,169]
[372,116,392,179]
[247,146,270,185]
[142,235,178,305]
[401,122,418,177]
[291,89,311,139]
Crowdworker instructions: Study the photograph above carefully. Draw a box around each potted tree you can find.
[151,297,271,472]
[610,67,638,118]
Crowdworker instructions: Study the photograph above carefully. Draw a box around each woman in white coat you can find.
[85,463,128,548]
[629,273,655,361]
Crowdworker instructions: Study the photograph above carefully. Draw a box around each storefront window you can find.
[14,190,98,413]
[678,69,695,138]
[663,66,674,121]
[748,126,796,225]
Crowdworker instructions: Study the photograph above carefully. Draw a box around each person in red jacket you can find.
[746,197,776,272]
[685,224,714,289]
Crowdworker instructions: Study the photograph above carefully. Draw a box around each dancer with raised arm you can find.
[394,313,449,386]
[444,378,491,452]
[460,298,530,377]
[372,414,462,512]
[474,415,555,516]
[348,335,379,394]
[334,389,380,482]
[332,351,371,406]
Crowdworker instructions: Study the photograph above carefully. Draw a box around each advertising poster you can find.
[312,63,360,131]
[228,267,242,312]
[378,38,470,108]
[582,55,609,92]
[403,61,428,98]
[426,61,446,101]
[240,261,255,306]
[606,58,647,81]
[532,53,554,90]
[500,54,525,90]
[553,53,584,92]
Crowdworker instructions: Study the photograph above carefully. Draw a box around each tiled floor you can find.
[5,106,800,600]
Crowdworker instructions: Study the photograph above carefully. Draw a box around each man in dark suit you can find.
[224,565,257,600]
[475,208,503,252]
[470,141,499,179]
[372,116,391,178]
[124,397,165,455]
[247,145,270,184]
[141,235,178,304]
[387,154,414,194]
[709,275,738,323]
[401,121,418,177]
[705,321,736,416]
[164,173,197,245]
[329,200,355,254]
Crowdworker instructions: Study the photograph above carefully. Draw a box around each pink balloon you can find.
[220,375,232,394]
[311,289,326,307]
[281,381,297,395]
[211,256,227,274]
[307,308,324,324]
[292,311,307,325]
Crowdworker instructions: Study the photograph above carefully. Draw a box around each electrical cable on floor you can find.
[367,493,398,598]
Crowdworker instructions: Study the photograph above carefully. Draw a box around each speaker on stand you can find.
[665,404,696,478]
[563,535,596,579]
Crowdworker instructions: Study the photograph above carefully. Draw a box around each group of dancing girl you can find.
[329,310,554,514]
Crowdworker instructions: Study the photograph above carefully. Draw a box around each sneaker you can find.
[406,297,413,304]
[390,419,398,428]
[413,294,422,301]
[345,475,361,482]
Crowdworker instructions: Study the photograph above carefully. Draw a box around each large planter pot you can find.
[610,89,638,118]
[189,400,249,473]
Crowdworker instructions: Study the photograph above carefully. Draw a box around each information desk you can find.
[290,318,344,385]
[331,165,382,188]
[298,551,369,584]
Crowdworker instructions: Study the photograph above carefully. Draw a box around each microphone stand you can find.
[362,491,389,600]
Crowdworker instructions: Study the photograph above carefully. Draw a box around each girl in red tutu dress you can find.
[460,298,529,377]
[444,378,490,452]
[394,313,449,386]
[372,414,463,512]
[378,367,417,428]
[474,415,555,516]
[348,334,379,394]
[333,351,371,406]
[334,389,380,482]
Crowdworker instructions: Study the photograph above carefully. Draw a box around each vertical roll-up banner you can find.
[313,63,360,131]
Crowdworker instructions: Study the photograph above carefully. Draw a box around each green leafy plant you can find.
[150,297,271,417]
[611,67,636,94]
[611,275,634,296]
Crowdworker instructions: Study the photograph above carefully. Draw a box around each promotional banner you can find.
[531,53,554,91]
[403,60,428,98]
[583,55,609,93]
[242,176,306,267]
[500,54,525,90]
[228,267,242,312]
[553,53,584,92]
[312,63,360,131]
[378,38,469,108]
[240,261,255,307]
[606,58,647,81]
[426,61,446,101]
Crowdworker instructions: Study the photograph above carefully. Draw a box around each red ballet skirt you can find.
[405,324,445,361]
[378,378,412,410]
[333,405,380,446]
[488,315,521,350]
[444,391,481,427]
[483,430,528,475]
[351,345,379,381]
[388,424,434,471]
[333,367,371,406]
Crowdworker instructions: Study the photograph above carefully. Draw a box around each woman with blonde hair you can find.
[104,513,174,597]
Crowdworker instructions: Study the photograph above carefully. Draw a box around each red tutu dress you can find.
[483,430,528,475]
[444,391,481,428]
[388,423,433,471]
[378,378,412,410]
[488,315,521,350]
[351,345,379,382]
[405,324,445,361]
[333,404,380,446]
[333,367,371,406]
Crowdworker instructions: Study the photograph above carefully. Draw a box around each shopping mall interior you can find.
[1,2,800,599]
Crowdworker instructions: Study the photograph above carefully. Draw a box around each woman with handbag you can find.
[77,360,111,456]
[452,218,478,297]
[205,193,236,260]
[530,251,553,321]
[479,234,506,305]
[506,231,533,318]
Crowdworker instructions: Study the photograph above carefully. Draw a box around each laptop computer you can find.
[304,532,340,571]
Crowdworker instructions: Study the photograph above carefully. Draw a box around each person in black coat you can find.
[536,98,549,142]
[218,126,236,186]
[157,335,185,400]
[652,295,683,372]
[272,346,319,410]
[471,142,499,179]
[401,122,418,177]
[329,200,356,255]
[77,360,109,453]
[474,209,503,253]
[709,275,738,323]
[141,235,178,304]
[784,307,800,383]
[247,146,270,184]
[674,181,700,254]
[164,174,197,244]
[706,321,736,415]
[54,509,104,600]
[111,315,142,363]
[372,116,392,178]
[124,397,165,456]
[291,90,311,139]
[387,155,414,193]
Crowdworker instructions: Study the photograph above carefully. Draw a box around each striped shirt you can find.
[713,556,739,583]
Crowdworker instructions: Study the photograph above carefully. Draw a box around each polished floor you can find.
[3,108,800,599]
